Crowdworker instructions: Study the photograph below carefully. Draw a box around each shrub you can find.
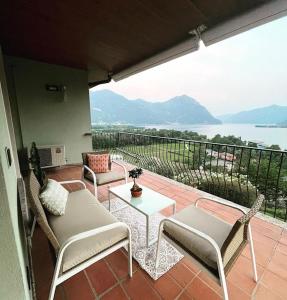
[197,173,258,208]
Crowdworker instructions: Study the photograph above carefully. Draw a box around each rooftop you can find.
[32,164,287,300]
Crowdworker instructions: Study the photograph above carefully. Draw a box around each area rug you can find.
[102,198,183,280]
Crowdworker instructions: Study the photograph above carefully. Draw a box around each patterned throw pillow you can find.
[39,179,69,216]
[87,153,109,173]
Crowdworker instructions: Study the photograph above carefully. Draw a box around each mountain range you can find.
[90,90,221,125]
[217,105,287,124]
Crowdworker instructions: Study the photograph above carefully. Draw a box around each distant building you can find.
[206,149,236,161]
[219,152,237,161]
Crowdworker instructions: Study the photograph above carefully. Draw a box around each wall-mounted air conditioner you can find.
[31,145,66,168]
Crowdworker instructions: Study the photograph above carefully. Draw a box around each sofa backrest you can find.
[27,171,60,252]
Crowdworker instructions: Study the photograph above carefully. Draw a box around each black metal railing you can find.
[92,131,287,221]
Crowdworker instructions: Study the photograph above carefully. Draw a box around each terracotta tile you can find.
[261,270,287,299]
[101,285,128,300]
[173,195,193,206]
[253,226,282,242]
[169,262,196,287]
[197,271,221,294]
[158,189,177,198]
[86,260,117,295]
[276,242,287,255]
[267,251,287,281]
[251,219,283,241]
[177,290,193,300]
[122,271,160,300]
[62,271,94,300]
[181,257,201,275]
[143,272,182,300]
[227,255,264,295]
[32,228,57,300]
[227,282,250,300]
[106,250,136,280]
[279,231,287,246]
[254,284,283,300]
[242,236,276,268]
[160,185,186,195]
[185,276,222,300]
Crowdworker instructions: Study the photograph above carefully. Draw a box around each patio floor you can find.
[32,164,287,300]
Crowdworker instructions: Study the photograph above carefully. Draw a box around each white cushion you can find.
[40,179,69,216]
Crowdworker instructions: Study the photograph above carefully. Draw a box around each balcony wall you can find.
[4,56,93,163]
[0,47,30,300]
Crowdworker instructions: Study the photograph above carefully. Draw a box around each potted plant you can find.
[129,168,143,197]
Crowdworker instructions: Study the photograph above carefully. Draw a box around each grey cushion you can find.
[48,189,128,272]
[163,205,232,272]
[85,171,125,185]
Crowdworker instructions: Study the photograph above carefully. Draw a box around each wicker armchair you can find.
[155,194,264,300]
[82,151,127,198]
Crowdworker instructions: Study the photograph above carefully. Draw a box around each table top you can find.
[109,182,175,216]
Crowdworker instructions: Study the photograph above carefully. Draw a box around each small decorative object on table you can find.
[129,168,143,197]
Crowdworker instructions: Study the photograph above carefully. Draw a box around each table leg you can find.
[173,202,176,215]
[108,190,111,211]
[146,215,150,248]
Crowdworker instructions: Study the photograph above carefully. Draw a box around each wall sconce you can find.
[45,84,67,102]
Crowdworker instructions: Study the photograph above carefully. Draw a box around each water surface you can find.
[145,124,287,150]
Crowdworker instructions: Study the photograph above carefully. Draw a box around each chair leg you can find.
[48,256,62,300]
[217,260,229,300]
[30,217,36,238]
[128,236,133,278]
[248,224,258,282]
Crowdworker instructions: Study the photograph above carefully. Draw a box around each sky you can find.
[93,16,287,116]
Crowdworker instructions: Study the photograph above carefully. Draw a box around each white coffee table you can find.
[109,182,176,247]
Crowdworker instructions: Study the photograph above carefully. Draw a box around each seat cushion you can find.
[85,171,125,185]
[48,189,128,272]
[163,205,232,272]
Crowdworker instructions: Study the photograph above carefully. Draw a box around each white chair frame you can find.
[48,180,132,300]
[155,197,258,300]
[83,160,128,198]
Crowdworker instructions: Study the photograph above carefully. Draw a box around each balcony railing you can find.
[92,131,287,221]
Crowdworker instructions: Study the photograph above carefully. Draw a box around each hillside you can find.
[217,105,287,124]
[90,90,221,125]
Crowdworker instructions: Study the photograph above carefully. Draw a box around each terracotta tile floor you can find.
[32,164,287,300]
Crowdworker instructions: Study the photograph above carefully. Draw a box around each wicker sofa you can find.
[27,171,132,300]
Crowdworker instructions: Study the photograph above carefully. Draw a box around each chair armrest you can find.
[59,180,86,189]
[82,165,97,196]
[112,160,128,183]
[58,222,130,259]
[194,197,247,215]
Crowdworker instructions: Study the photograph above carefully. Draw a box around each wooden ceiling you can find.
[0,0,270,78]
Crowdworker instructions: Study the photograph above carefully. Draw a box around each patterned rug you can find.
[102,198,183,280]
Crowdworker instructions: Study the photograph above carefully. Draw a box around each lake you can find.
[145,124,287,150]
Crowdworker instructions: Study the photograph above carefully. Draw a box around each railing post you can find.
[116,132,120,147]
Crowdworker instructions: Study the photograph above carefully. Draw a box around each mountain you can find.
[217,105,287,124]
[90,90,221,125]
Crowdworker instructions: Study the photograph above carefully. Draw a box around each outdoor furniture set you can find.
[27,150,263,300]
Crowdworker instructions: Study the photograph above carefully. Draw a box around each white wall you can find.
[0,48,30,300]
[5,56,93,164]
